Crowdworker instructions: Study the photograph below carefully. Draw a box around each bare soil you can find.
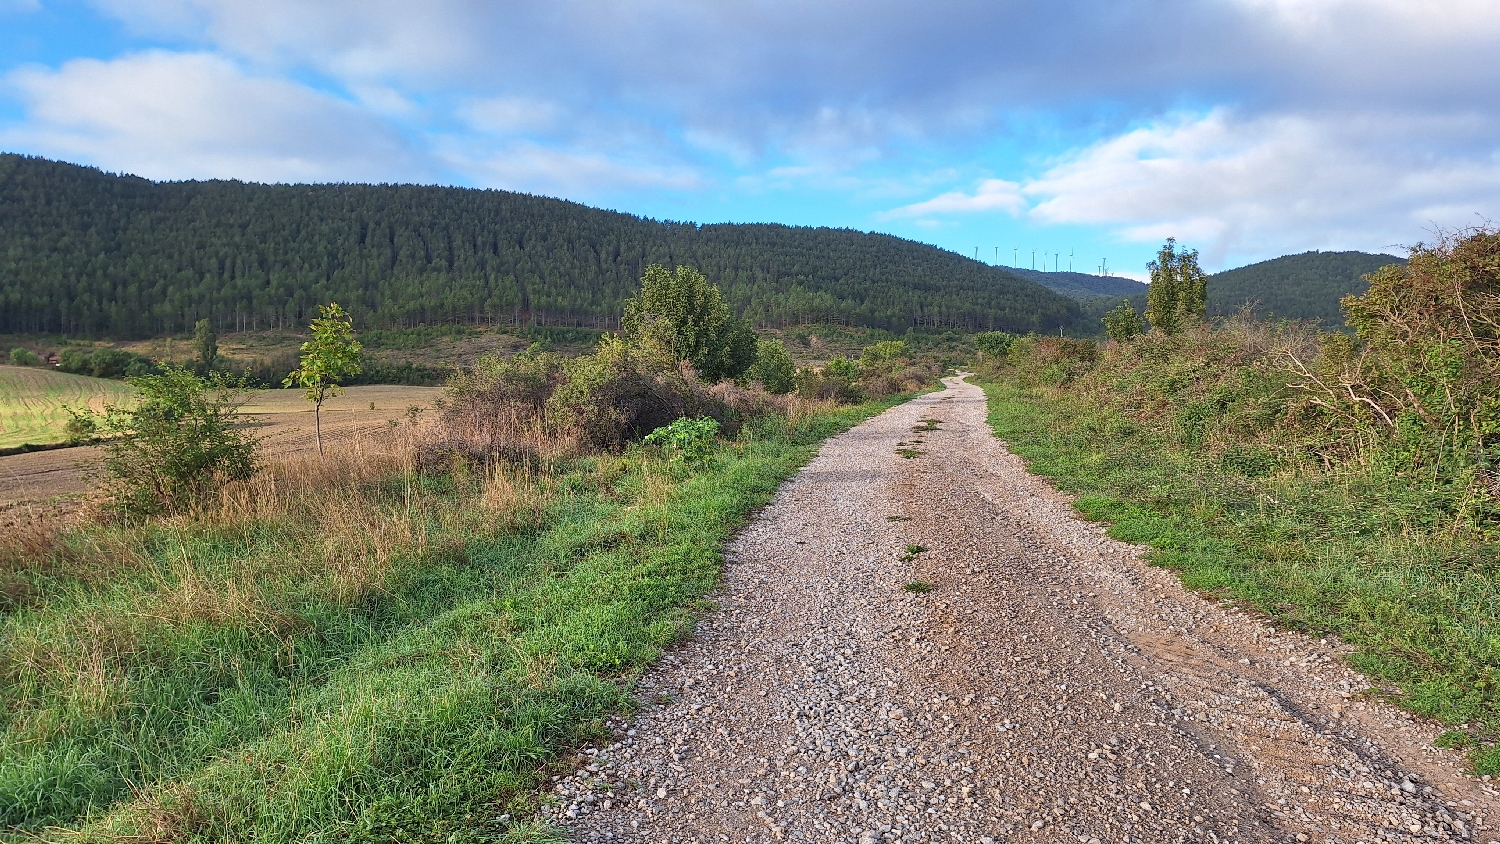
[545,376,1499,844]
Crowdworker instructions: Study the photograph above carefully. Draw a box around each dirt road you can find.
[546,376,1499,843]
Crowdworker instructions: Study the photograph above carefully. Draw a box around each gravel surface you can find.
[543,375,1500,843]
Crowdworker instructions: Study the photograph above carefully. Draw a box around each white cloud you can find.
[881,178,1025,218]
[1020,110,1500,264]
[1,51,426,183]
[458,96,564,136]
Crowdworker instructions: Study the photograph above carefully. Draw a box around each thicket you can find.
[980,228,1500,770]
[0,267,940,839]
[0,153,1084,338]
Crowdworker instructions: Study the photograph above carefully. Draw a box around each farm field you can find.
[0,384,443,513]
[0,365,134,450]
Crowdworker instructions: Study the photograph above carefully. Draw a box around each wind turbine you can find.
[994,246,999,265]
[1031,250,1036,270]
[1013,247,1018,267]
[1069,250,1073,272]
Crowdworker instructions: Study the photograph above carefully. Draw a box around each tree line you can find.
[0,153,1085,339]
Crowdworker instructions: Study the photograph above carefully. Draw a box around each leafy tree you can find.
[193,318,219,373]
[9,348,40,366]
[82,365,259,515]
[1102,303,1145,342]
[1144,238,1208,335]
[284,302,363,455]
[973,331,1014,360]
[749,339,796,394]
[621,265,757,381]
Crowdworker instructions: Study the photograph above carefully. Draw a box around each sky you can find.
[2,1,1498,277]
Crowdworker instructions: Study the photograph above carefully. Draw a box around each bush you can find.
[8,348,40,366]
[859,340,908,368]
[642,416,720,464]
[749,339,796,394]
[548,335,738,451]
[1102,303,1145,342]
[428,348,567,467]
[83,366,260,516]
[795,364,863,404]
[57,347,158,379]
[973,331,1014,361]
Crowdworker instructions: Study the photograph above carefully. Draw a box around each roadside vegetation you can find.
[0,265,942,842]
[975,229,1500,772]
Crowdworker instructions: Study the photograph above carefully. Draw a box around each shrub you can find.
[1007,336,1099,386]
[824,356,860,379]
[84,366,260,516]
[749,339,796,394]
[795,364,863,404]
[427,348,567,467]
[973,331,1014,361]
[57,347,158,379]
[1102,303,1145,342]
[8,348,40,366]
[548,335,738,451]
[643,416,720,464]
[860,340,908,369]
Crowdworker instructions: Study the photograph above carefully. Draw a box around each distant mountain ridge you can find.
[1004,267,1149,300]
[0,153,1085,338]
[1207,250,1405,326]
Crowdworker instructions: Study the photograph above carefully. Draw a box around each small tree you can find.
[749,339,796,394]
[83,366,259,515]
[193,319,219,373]
[284,303,362,455]
[1101,302,1145,343]
[1144,238,1208,335]
[621,264,757,382]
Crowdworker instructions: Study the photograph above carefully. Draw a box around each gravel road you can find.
[544,375,1500,843]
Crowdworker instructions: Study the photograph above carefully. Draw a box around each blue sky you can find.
[3,1,1499,277]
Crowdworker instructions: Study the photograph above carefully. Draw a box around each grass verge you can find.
[1,395,911,842]
[980,378,1500,773]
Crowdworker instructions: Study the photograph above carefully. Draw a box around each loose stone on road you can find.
[545,375,1500,843]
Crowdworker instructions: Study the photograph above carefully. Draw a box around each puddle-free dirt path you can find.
[546,376,1499,843]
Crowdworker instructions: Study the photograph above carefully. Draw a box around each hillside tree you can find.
[284,303,362,455]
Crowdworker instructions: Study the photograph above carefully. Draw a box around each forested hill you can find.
[0,153,1083,339]
[1004,267,1148,300]
[1208,250,1405,325]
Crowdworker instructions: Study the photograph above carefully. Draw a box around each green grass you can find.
[0,365,133,449]
[0,395,910,842]
[979,377,1500,772]
[902,581,933,594]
